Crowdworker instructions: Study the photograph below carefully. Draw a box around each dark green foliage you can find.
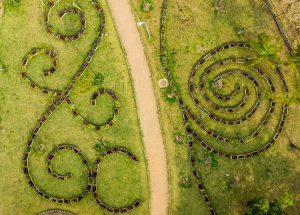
[93,73,104,86]
[210,153,218,169]
[162,85,177,103]
[250,33,279,62]
[140,0,153,12]
[93,139,111,153]
[207,79,214,90]
[246,193,294,215]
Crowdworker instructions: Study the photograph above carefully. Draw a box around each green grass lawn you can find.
[130,0,299,214]
[0,0,149,214]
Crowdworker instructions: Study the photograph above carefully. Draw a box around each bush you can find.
[140,0,153,12]
[179,174,193,188]
[93,73,104,86]
[246,192,294,215]
[162,85,176,103]
[250,33,279,62]
[93,139,111,153]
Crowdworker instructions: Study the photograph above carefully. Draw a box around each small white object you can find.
[137,21,146,26]
[159,78,169,88]
[137,21,151,40]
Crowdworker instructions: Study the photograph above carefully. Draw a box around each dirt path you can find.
[0,0,4,26]
[106,1,168,214]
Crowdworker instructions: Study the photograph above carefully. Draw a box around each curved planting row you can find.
[91,148,140,213]
[45,2,86,41]
[66,88,120,131]
[21,47,61,95]
[38,209,74,215]
[23,144,139,213]
[21,0,141,213]
[160,0,289,214]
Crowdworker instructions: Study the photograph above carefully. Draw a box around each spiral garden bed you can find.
[131,0,299,214]
[0,0,149,214]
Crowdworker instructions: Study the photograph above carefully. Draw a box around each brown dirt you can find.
[106,0,169,214]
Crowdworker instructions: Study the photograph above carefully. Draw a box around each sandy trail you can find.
[106,0,168,214]
[0,1,3,26]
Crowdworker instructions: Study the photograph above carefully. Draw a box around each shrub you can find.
[179,174,193,188]
[93,139,111,153]
[245,192,294,215]
[140,0,153,12]
[93,73,104,86]
[162,85,176,103]
[250,33,279,62]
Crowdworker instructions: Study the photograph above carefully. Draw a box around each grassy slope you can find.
[130,0,299,214]
[0,0,149,214]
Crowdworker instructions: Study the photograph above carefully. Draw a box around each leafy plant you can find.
[93,73,104,86]
[140,0,153,12]
[246,193,294,215]
[278,192,294,209]
[93,139,111,153]
[250,33,279,62]
[162,85,177,103]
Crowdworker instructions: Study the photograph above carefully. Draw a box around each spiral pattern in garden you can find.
[21,0,141,213]
[160,0,289,214]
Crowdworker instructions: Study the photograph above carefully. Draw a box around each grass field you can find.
[130,0,299,214]
[0,0,149,214]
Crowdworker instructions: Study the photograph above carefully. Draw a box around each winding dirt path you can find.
[106,0,168,214]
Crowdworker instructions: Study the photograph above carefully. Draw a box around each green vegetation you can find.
[291,46,300,67]
[250,33,279,62]
[0,0,149,214]
[130,0,299,214]
[246,192,294,215]
[4,0,22,7]
[141,0,153,12]
[93,73,104,86]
